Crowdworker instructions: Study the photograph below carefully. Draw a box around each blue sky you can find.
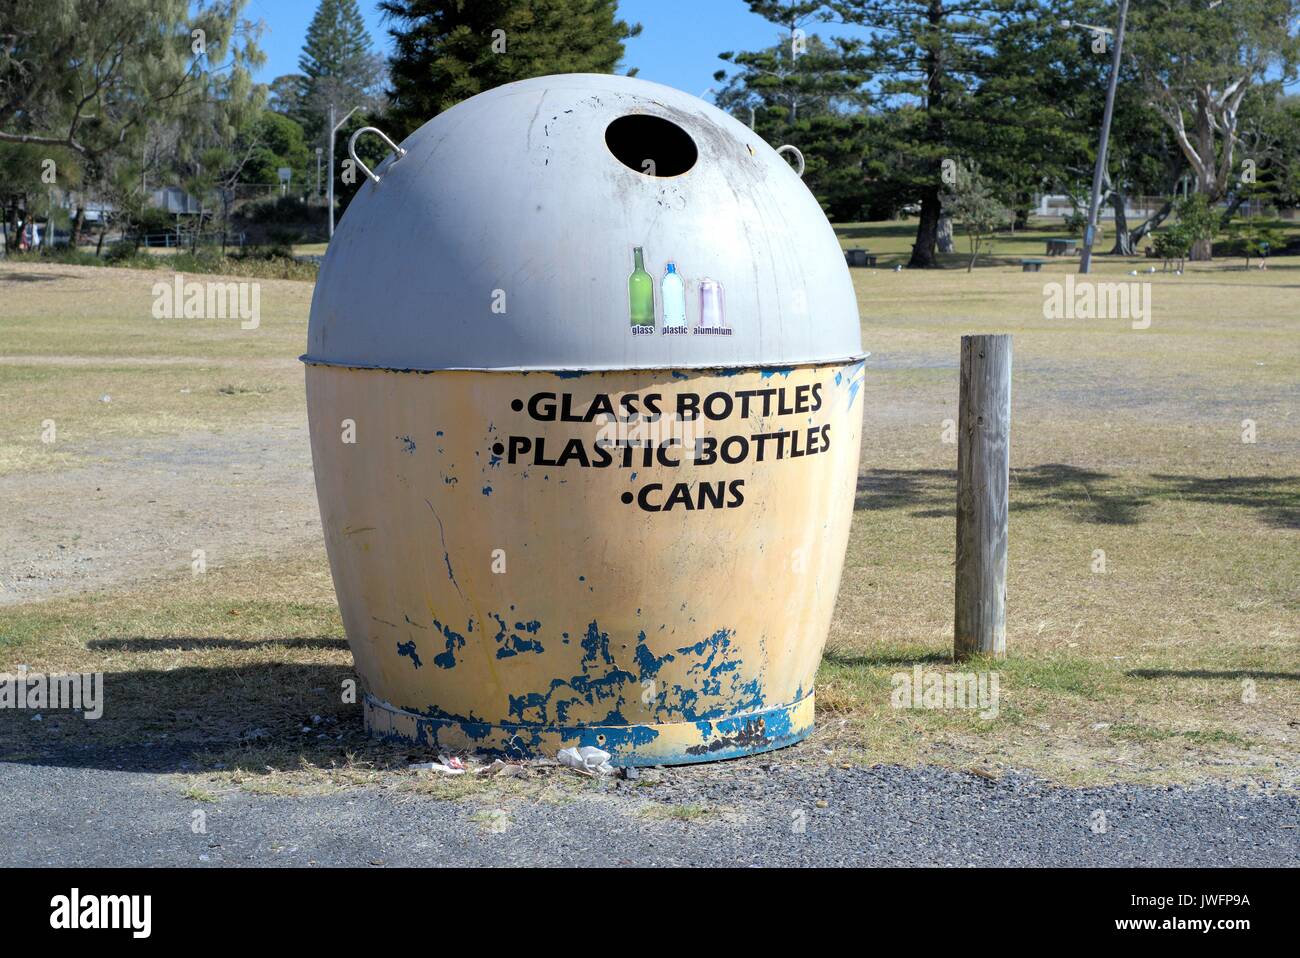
[242,0,864,100]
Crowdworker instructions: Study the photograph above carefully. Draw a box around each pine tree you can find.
[713,20,873,220]
[296,0,382,139]
[380,0,640,137]
[831,0,1034,267]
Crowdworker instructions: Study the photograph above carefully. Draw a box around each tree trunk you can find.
[70,205,87,248]
[937,214,954,253]
[908,0,946,270]
[910,187,942,268]
[1219,193,1246,229]
[1128,200,1173,250]
[1108,190,1133,255]
[1190,237,1213,261]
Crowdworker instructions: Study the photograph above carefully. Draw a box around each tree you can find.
[296,0,384,141]
[940,161,1009,271]
[1233,91,1300,215]
[1171,192,1218,262]
[1151,222,1190,270]
[830,0,1038,268]
[712,7,873,220]
[0,0,262,158]
[0,0,264,249]
[1229,217,1282,269]
[715,2,865,127]
[975,5,1093,231]
[381,0,641,138]
[1129,0,1300,259]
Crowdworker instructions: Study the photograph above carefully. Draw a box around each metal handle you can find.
[777,144,805,178]
[348,126,407,184]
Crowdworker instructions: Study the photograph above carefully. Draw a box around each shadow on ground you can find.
[1127,668,1300,681]
[0,657,388,775]
[855,465,1298,528]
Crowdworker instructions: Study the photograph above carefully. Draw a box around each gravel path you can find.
[1,750,1295,867]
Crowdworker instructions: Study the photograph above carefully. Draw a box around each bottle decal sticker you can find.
[661,262,687,333]
[629,246,655,333]
[696,278,730,335]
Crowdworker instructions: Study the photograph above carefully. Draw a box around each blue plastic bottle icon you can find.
[662,262,687,329]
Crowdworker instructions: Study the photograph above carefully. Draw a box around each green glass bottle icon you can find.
[629,247,655,328]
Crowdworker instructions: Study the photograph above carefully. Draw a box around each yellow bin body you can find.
[307,363,863,764]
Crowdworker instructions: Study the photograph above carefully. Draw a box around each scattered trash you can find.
[99,394,111,403]
[1091,722,1112,730]
[557,746,614,776]
[619,766,641,781]
[409,760,464,776]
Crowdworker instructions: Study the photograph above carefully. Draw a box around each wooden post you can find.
[955,334,1011,660]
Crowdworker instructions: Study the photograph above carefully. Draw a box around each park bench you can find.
[1045,239,1078,256]
[844,248,877,267]
[1021,259,1045,272]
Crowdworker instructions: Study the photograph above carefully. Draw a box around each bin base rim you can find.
[362,692,815,767]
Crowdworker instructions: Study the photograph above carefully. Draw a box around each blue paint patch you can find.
[507,620,636,725]
[432,618,468,669]
[671,370,689,380]
[554,370,589,379]
[397,435,416,454]
[760,367,794,379]
[492,613,545,659]
[842,359,866,408]
[482,485,493,496]
[396,640,422,669]
[634,627,766,723]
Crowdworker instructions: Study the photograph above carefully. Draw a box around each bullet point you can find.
[492,442,504,455]
[510,399,523,411]
[620,492,633,504]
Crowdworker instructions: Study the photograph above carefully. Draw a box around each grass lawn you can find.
[1,221,1296,793]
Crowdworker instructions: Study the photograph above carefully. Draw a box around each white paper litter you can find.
[409,761,465,776]
[556,746,614,776]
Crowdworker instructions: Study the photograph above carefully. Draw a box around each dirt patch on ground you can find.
[0,414,318,604]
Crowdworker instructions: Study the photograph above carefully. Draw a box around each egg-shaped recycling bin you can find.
[304,73,865,766]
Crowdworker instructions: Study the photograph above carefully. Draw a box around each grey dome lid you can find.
[306,73,863,372]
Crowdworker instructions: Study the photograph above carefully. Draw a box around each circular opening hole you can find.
[604,114,698,178]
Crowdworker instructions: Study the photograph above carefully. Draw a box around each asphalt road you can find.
[2,750,1296,867]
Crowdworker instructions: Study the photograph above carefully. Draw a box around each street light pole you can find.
[328,102,360,240]
[315,147,322,201]
[1078,0,1129,274]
